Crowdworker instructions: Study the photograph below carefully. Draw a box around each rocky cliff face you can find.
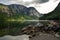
[0,4,42,17]
[27,7,42,17]
[8,4,28,15]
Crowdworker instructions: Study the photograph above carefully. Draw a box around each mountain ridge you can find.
[0,3,42,18]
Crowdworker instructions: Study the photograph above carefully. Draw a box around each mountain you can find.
[39,3,60,20]
[0,3,42,20]
[8,4,42,17]
[8,4,28,15]
[27,7,42,17]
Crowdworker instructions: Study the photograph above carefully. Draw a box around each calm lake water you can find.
[0,35,29,40]
[0,20,60,40]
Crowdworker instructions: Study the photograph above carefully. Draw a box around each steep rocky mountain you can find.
[0,3,41,18]
[27,7,42,17]
[39,3,60,20]
[8,4,28,15]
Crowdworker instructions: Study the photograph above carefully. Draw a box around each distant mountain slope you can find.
[39,3,60,20]
[8,4,28,15]
[0,3,42,20]
[27,7,42,17]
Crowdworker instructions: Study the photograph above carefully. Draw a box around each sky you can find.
[0,0,60,14]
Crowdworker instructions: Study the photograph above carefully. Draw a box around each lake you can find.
[0,35,29,40]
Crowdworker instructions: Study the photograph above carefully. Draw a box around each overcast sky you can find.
[0,0,60,14]
[0,0,49,5]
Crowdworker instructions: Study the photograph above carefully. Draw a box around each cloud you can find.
[0,0,49,5]
[35,0,49,3]
[22,0,60,14]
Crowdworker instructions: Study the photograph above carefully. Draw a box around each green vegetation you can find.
[0,5,38,36]
[39,11,60,20]
[0,14,37,36]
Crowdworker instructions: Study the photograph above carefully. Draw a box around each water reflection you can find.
[0,35,29,40]
[0,20,60,40]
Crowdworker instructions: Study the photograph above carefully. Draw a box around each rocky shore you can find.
[21,20,60,38]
